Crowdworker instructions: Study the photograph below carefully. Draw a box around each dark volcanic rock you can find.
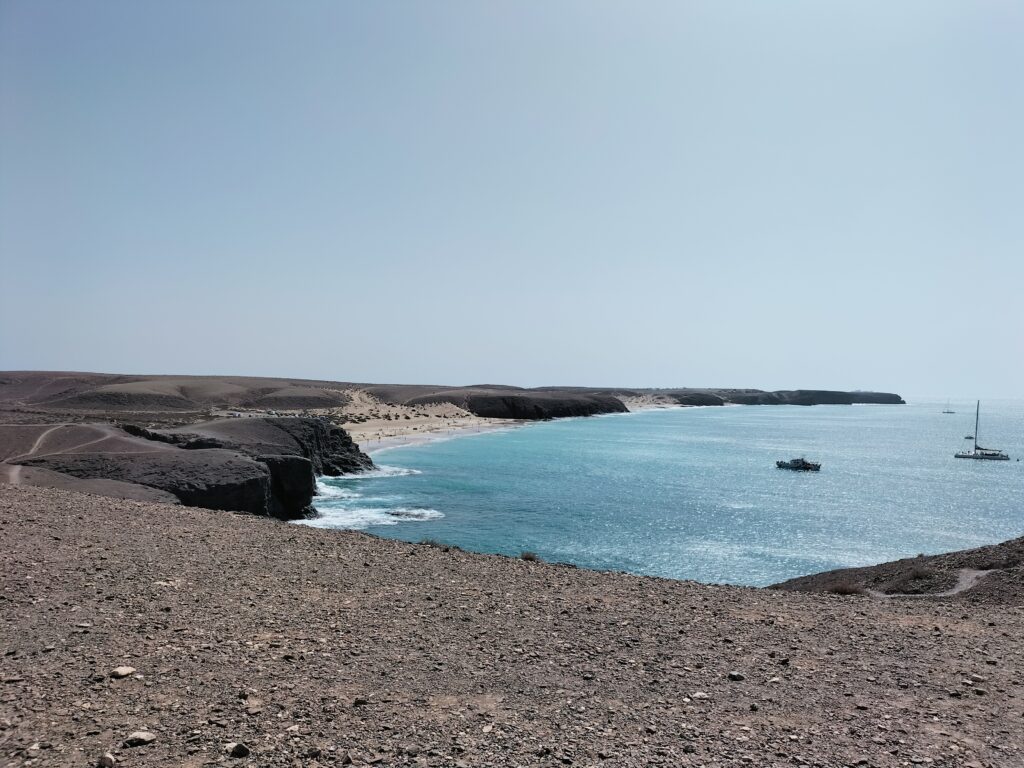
[123,417,373,518]
[407,392,628,420]
[671,392,726,407]
[464,394,628,419]
[20,449,273,515]
[12,418,371,520]
[260,454,316,519]
[268,418,374,475]
[723,389,905,406]
[847,391,906,405]
[127,417,373,476]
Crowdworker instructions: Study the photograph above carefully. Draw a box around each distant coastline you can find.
[0,370,905,520]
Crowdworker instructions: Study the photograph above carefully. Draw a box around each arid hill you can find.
[0,372,904,425]
[773,535,1024,605]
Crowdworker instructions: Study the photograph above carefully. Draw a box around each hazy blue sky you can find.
[1,1,1021,397]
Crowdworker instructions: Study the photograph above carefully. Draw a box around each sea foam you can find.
[298,506,443,530]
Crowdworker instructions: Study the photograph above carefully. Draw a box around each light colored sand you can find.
[209,387,518,452]
[618,393,683,411]
[359,421,523,454]
[313,388,516,449]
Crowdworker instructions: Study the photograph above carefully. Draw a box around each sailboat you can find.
[942,400,955,414]
[954,401,1009,460]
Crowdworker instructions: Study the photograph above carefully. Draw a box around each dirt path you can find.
[18,424,64,459]
[5,424,138,464]
[867,568,993,599]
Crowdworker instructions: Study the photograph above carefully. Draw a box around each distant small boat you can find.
[942,400,955,414]
[776,457,821,471]
[955,401,1009,461]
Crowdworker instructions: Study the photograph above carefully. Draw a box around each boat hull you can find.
[954,452,1010,461]
[776,460,820,471]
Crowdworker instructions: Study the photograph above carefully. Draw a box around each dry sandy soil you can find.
[328,390,512,448]
[1,484,1021,768]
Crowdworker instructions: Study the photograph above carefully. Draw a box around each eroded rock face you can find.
[671,392,726,407]
[408,393,629,420]
[259,454,316,519]
[724,390,906,406]
[123,417,373,518]
[20,449,273,516]
[11,418,371,520]
[127,417,373,476]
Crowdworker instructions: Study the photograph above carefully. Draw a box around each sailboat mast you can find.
[974,400,980,451]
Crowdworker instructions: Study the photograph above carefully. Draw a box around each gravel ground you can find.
[1,484,1021,768]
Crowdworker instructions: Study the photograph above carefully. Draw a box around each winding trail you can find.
[867,568,993,599]
[20,424,63,459]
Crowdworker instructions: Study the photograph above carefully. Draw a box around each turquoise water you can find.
[302,400,1024,586]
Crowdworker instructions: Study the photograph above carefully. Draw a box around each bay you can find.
[302,399,1024,586]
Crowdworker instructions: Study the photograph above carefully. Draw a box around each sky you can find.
[1,1,1021,397]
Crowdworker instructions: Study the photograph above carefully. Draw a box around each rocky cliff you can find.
[9,418,372,520]
[406,390,629,420]
[126,417,373,476]
[123,417,374,518]
[721,390,906,406]
[20,449,275,515]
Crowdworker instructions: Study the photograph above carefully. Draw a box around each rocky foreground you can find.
[1,485,1021,768]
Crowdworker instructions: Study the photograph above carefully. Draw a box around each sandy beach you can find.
[329,389,520,452]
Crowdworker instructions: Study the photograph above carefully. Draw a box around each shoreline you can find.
[356,418,525,455]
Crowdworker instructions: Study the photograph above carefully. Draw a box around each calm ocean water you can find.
[301,399,1024,586]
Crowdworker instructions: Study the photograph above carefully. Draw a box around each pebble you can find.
[97,753,116,767]
[245,697,264,715]
[110,666,136,679]
[227,742,251,758]
[123,731,157,747]
[728,671,745,681]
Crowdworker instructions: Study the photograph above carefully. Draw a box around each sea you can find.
[299,399,1024,587]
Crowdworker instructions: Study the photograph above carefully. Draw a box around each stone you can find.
[110,666,136,679]
[244,697,264,715]
[728,671,745,681]
[123,731,157,747]
[97,753,116,767]
[227,742,251,758]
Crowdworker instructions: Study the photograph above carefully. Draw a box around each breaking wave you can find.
[298,506,443,530]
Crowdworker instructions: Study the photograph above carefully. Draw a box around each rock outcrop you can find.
[123,417,374,518]
[771,535,1024,604]
[721,389,906,406]
[6,418,372,520]
[125,417,373,476]
[406,391,629,420]
[20,449,274,515]
[670,392,726,407]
